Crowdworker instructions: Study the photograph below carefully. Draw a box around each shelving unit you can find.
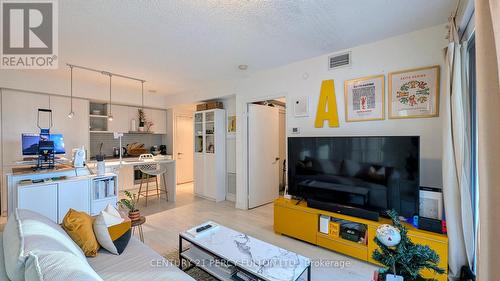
[193,109,226,202]
[89,102,109,132]
[180,248,235,280]
[90,174,117,215]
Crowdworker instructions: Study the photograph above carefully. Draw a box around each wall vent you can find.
[328,51,351,70]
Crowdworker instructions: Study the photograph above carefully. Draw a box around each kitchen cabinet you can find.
[116,165,134,191]
[58,180,90,222]
[18,183,58,222]
[151,109,167,134]
[108,104,130,133]
[16,175,116,223]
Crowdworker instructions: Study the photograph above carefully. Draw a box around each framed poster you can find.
[344,75,385,122]
[389,65,440,119]
[227,116,236,133]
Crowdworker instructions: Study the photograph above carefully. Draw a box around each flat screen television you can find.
[288,136,419,218]
[22,133,66,155]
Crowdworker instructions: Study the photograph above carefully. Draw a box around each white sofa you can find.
[0,209,195,281]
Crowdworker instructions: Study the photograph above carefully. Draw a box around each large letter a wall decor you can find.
[315,80,339,128]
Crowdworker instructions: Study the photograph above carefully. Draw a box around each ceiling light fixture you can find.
[107,73,113,121]
[67,65,75,118]
[238,64,248,70]
[141,81,145,109]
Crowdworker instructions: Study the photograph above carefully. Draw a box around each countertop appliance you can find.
[288,136,420,219]
[113,147,120,158]
[159,145,167,155]
[72,147,86,168]
[150,145,160,156]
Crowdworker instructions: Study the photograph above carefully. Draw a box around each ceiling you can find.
[49,0,456,95]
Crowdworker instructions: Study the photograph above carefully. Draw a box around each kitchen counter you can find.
[87,155,173,166]
[86,155,177,202]
[3,155,177,216]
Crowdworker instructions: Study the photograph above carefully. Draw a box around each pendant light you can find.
[141,80,144,109]
[67,65,75,118]
[108,74,113,121]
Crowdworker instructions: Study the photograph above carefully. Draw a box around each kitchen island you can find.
[86,155,176,202]
[3,156,176,217]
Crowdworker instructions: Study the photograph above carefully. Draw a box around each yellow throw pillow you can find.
[62,209,100,257]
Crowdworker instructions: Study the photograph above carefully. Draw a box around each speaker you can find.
[418,217,444,234]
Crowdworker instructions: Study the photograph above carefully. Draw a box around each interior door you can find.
[176,115,194,184]
[248,104,280,208]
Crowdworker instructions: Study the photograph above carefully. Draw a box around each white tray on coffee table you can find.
[179,221,311,281]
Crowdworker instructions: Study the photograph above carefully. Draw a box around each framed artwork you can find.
[344,75,385,122]
[389,65,440,119]
[227,116,236,133]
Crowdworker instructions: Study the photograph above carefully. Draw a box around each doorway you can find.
[247,98,286,209]
[175,115,194,185]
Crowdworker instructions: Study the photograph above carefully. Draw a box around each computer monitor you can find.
[22,133,66,155]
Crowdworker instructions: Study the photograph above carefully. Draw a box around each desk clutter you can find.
[19,175,68,185]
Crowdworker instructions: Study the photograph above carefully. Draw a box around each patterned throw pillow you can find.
[93,206,131,255]
[62,209,100,257]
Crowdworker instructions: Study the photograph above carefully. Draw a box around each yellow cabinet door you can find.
[274,205,317,244]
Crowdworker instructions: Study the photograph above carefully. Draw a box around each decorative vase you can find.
[128,210,140,221]
[138,121,145,132]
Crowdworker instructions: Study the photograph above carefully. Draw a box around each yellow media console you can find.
[274,197,448,281]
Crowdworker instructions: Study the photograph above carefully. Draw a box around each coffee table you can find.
[179,221,311,281]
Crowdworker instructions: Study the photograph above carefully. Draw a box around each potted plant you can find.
[138,109,146,132]
[118,191,140,221]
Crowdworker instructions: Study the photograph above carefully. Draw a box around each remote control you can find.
[195,224,213,233]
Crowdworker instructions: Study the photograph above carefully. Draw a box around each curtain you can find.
[442,19,474,279]
[476,1,500,280]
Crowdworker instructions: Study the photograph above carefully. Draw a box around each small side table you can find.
[131,216,146,242]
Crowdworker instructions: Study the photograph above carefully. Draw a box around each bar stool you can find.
[136,156,168,206]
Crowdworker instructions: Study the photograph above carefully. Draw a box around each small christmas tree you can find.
[372,210,445,281]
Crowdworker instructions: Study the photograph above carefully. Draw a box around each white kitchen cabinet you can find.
[18,183,58,222]
[193,109,226,202]
[58,180,90,223]
[117,165,134,191]
[151,109,167,134]
[16,174,117,223]
[108,104,130,133]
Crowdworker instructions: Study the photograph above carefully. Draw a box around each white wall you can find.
[165,24,448,209]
